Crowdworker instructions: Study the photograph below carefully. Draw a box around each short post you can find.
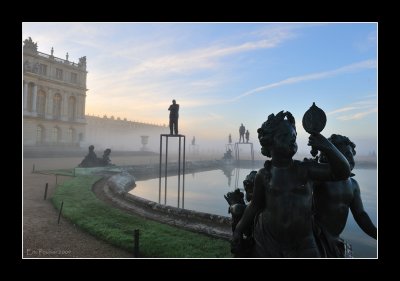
[56,174,58,185]
[134,229,140,257]
[57,201,64,225]
[32,164,35,173]
[44,183,48,200]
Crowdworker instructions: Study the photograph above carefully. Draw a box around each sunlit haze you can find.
[22,22,377,155]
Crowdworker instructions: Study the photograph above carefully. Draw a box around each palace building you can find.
[23,37,87,147]
[23,37,168,152]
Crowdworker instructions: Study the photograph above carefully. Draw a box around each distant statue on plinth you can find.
[168,99,179,135]
[228,134,232,144]
[239,124,245,143]
[245,130,250,143]
[223,148,233,161]
[192,136,196,145]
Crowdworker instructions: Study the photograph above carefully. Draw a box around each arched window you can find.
[52,127,61,143]
[53,94,62,120]
[68,96,76,121]
[36,125,45,144]
[37,90,46,117]
[27,83,35,112]
[67,128,75,143]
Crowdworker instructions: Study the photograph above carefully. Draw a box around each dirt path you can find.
[23,157,147,258]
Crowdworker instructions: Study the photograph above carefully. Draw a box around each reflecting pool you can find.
[130,167,377,258]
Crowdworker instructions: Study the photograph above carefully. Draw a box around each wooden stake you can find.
[44,183,48,200]
[57,201,64,225]
[134,229,140,257]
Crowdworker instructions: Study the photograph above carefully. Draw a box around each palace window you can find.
[53,94,62,119]
[56,68,63,80]
[37,91,46,117]
[68,96,76,121]
[27,83,34,112]
[71,72,77,83]
[38,64,47,76]
[67,128,75,143]
[52,127,61,143]
[36,125,44,144]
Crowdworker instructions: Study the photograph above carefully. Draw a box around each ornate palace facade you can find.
[23,37,87,147]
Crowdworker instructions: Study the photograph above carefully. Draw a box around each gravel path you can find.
[22,157,159,258]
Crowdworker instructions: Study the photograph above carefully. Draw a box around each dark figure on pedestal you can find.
[192,136,196,145]
[239,124,245,143]
[231,110,351,258]
[99,148,113,166]
[223,148,233,162]
[79,145,98,167]
[229,134,232,144]
[245,130,250,143]
[312,134,377,258]
[168,99,179,135]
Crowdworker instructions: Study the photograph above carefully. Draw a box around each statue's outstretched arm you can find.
[306,133,351,181]
[350,179,377,239]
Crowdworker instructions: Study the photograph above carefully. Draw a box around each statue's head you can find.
[89,145,94,151]
[104,148,111,155]
[243,170,257,202]
[257,111,297,158]
[172,99,176,104]
[320,134,356,170]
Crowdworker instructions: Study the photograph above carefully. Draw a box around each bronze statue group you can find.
[225,106,376,258]
[78,145,113,167]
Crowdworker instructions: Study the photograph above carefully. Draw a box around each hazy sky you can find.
[22,22,377,155]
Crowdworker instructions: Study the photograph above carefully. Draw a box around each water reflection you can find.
[131,167,377,257]
[221,165,234,187]
[158,170,185,208]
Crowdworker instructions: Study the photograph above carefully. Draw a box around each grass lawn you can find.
[51,175,231,258]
